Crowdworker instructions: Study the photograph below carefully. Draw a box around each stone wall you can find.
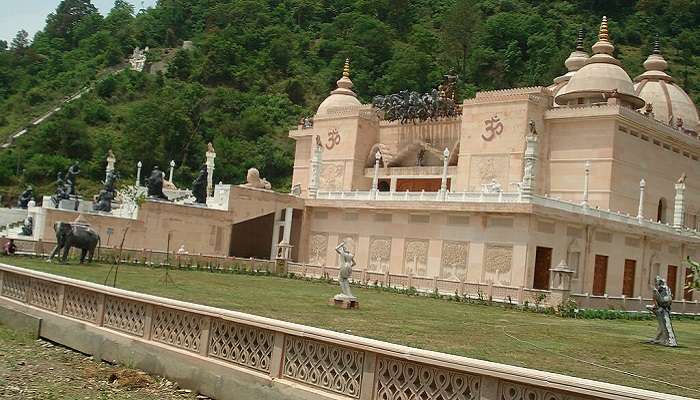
[0,263,690,400]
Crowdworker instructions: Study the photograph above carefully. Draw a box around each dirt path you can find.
[0,324,211,399]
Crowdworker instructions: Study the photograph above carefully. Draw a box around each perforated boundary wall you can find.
[0,263,691,400]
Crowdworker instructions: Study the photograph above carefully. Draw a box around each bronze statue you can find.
[65,162,81,196]
[146,166,169,200]
[192,164,208,204]
[372,71,462,124]
[93,170,119,212]
[646,276,678,347]
[51,172,70,208]
[16,186,33,209]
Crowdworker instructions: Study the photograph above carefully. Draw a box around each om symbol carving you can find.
[326,128,341,150]
[482,115,504,141]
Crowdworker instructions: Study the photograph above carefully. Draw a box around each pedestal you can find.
[329,295,359,309]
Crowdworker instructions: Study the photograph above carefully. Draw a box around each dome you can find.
[555,17,645,109]
[634,38,699,132]
[549,29,589,103]
[316,59,361,116]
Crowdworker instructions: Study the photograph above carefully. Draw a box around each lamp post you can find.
[136,161,142,186]
[637,178,646,222]
[439,147,450,200]
[582,161,591,207]
[169,160,175,182]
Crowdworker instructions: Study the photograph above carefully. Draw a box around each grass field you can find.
[2,255,699,398]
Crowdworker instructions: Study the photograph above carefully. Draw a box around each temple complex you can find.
[19,17,699,304]
[289,17,700,300]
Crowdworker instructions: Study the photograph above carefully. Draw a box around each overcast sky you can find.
[1,0,158,43]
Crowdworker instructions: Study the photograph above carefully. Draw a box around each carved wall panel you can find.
[319,163,345,191]
[63,286,99,323]
[369,237,392,272]
[404,239,429,276]
[28,279,60,312]
[309,232,329,266]
[468,156,509,191]
[484,244,513,284]
[441,241,469,280]
[151,307,202,353]
[500,382,587,400]
[283,335,364,398]
[1,272,29,302]
[208,318,274,373]
[103,296,147,337]
[375,357,480,400]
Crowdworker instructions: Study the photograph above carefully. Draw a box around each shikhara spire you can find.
[575,28,585,51]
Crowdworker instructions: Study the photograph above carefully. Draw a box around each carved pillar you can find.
[205,146,216,197]
[308,142,323,198]
[674,179,686,229]
[270,209,282,261]
[371,151,381,200]
[637,178,646,222]
[135,161,142,186]
[521,132,538,198]
[582,161,591,207]
[439,148,450,200]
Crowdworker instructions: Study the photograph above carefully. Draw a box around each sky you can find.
[1,0,158,43]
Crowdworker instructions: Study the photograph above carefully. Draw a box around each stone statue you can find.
[16,186,33,209]
[146,166,169,200]
[192,164,208,204]
[207,142,215,153]
[51,172,70,208]
[104,170,119,193]
[20,215,33,236]
[528,119,538,136]
[65,162,80,196]
[646,276,678,347]
[416,148,426,166]
[334,241,356,300]
[243,168,272,190]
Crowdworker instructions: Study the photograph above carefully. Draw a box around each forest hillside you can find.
[1,0,699,202]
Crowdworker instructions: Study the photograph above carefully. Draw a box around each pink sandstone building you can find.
[288,18,699,302]
[25,18,698,306]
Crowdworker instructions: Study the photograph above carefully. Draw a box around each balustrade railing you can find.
[314,190,700,238]
[0,263,689,400]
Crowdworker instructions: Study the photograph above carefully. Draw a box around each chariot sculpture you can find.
[372,70,462,124]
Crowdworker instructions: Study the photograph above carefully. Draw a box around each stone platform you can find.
[329,297,359,309]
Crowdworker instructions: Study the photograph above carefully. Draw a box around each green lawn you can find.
[2,255,699,398]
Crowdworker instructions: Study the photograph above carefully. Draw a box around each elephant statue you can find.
[48,222,101,264]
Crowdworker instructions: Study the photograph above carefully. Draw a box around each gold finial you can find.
[599,16,609,41]
[342,58,350,78]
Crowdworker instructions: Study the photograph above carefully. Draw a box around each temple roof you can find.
[549,29,589,103]
[316,59,361,116]
[555,17,645,109]
[634,36,699,132]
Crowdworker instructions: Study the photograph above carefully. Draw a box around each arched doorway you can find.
[657,198,667,223]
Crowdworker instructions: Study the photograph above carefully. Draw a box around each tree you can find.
[45,0,99,46]
[441,0,482,76]
[10,30,30,52]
